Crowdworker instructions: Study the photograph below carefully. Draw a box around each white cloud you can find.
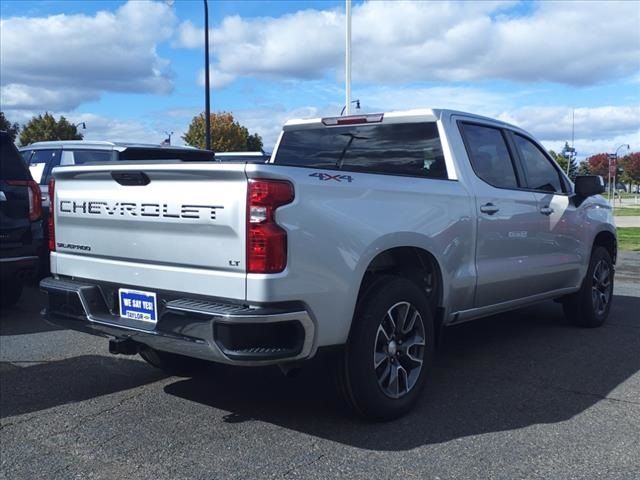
[175,1,640,88]
[0,0,176,111]
[4,108,177,146]
[542,134,639,161]
[498,105,640,143]
[197,67,236,90]
[0,84,99,111]
[358,85,513,115]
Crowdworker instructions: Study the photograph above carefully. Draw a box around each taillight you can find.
[48,178,55,252]
[247,179,294,273]
[6,180,42,221]
[28,180,42,221]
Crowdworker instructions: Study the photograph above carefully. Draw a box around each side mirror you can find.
[574,175,605,198]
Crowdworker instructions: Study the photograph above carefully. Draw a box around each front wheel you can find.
[337,275,435,420]
[563,246,614,328]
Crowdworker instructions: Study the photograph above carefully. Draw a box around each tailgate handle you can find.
[111,171,150,186]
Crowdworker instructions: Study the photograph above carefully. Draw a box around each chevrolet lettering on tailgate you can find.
[58,200,224,221]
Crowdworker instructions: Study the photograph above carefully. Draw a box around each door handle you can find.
[480,203,499,215]
[540,206,554,216]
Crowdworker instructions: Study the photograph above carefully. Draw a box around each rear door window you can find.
[275,122,447,179]
[459,123,519,189]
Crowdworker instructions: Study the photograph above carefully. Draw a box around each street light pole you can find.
[610,143,630,204]
[204,0,211,150]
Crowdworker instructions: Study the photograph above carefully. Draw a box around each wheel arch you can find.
[593,229,617,265]
[349,237,447,342]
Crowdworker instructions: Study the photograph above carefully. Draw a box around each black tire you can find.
[337,275,435,421]
[563,246,614,328]
[0,281,24,308]
[139,347,207,377]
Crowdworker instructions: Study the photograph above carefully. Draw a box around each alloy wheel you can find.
[373,301,426,399]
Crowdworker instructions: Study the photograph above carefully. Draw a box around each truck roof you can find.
[283,108,519,131]
[19,140,201,152]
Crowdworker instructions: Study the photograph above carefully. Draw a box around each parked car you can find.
[19,141,214,274]
[0,131,43,307]
[41,109,615,419]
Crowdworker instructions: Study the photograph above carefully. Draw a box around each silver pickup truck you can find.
[41,109,616,419]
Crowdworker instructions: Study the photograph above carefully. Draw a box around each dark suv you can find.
[0,131,43,307]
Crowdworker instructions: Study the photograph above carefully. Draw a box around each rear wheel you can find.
[337,275,435,420]
[139,347,207,377]
[563,246,614,328]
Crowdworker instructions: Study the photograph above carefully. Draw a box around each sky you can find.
[1,0,639,159]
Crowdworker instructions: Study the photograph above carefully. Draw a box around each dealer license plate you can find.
[118,288,157,323]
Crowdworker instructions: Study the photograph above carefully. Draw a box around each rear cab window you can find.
[274,122,447,179]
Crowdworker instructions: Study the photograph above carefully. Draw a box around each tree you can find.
[0,111,20,143]
[19,113,83,146]
[576,161,591,177]
[182,112,263,152]
[550,142,577,180]
[585,153,610,177]
[619,152,640,189]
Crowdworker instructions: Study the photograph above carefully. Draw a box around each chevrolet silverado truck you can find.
[41,109,616,419]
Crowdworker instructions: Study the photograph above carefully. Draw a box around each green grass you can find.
[613,207,640,216]
[618,192,640,199]
[618,228,640,252]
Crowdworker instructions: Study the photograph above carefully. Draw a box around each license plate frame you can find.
[118,288,158,323]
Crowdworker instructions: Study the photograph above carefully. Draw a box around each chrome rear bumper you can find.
[40,277,315,366]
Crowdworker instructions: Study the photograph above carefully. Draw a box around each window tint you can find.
[0,133,30,181]
[275,122,447,179]
[514,135,564,193]
[29,149,60,185]
[459,123,518,189]
[68,150,114,164]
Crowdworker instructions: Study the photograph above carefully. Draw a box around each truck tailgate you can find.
[51,163,247,299]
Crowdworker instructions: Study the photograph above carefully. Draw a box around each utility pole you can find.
[204,0,211,150]
[569,108,574,175]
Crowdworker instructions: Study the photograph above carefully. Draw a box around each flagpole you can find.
[204,0,211,150]
[345,0,352,116]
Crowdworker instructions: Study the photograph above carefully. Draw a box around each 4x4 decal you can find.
[309,172,354,183]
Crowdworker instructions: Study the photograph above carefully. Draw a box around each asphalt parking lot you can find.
[1,254,639,480]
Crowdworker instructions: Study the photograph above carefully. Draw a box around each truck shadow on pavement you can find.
[0,287,63,336]
[0,355,165,418]
[164,296,640,450]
